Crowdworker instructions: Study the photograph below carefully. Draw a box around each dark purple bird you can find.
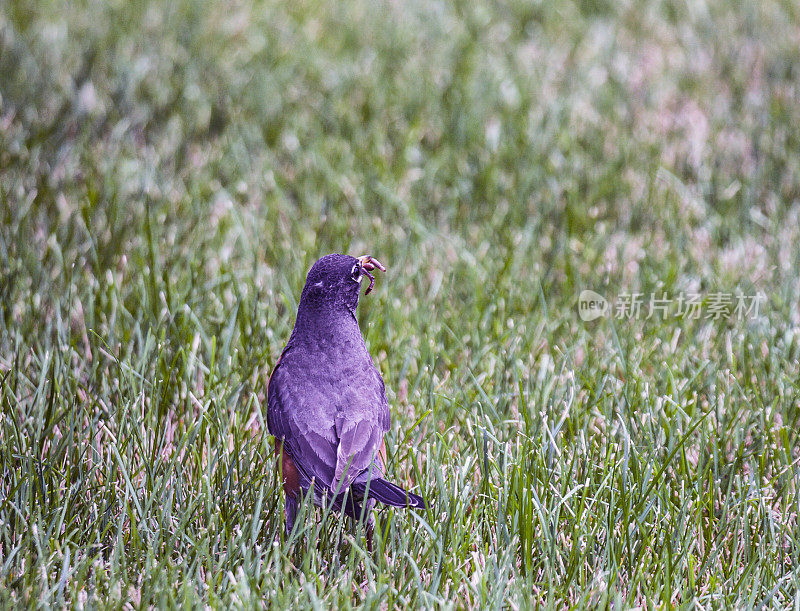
[267,254,426,547]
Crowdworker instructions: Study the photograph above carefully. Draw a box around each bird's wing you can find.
[267,358,339,488]
[332,367,391,491]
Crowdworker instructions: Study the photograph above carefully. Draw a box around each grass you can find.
[1,0,800,607]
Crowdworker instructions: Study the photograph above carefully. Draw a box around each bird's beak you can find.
[357,255,386,295]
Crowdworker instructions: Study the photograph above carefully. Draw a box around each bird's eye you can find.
[351,263,361,280]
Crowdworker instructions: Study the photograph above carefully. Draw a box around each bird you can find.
[266,253,426,549]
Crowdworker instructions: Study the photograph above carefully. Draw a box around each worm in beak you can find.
[357,255,386,295]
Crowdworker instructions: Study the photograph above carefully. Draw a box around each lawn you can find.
[1,0,799,607]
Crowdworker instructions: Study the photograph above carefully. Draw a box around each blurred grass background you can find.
[1,0,799,606]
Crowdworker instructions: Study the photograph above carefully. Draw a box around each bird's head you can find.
[300,253,386,313]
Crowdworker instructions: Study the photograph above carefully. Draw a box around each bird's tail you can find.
[352,479,426,509]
